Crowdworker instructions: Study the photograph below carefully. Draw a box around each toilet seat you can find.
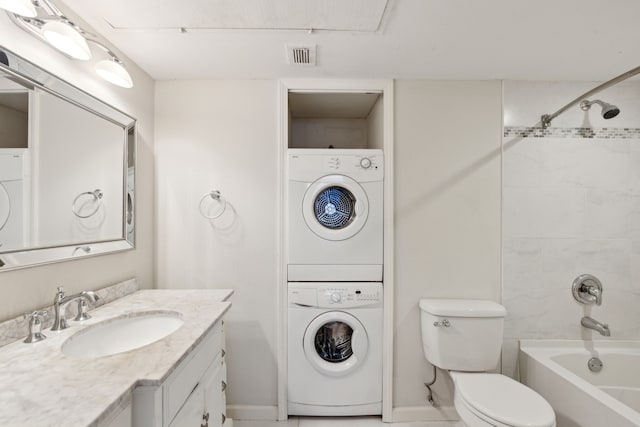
[451,372,555,427]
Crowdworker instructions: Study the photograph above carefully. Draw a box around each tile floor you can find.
[234,417,462,427]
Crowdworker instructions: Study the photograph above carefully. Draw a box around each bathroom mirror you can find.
[0,46,136,271]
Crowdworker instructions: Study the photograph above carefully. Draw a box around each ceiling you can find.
[61,0,640,82]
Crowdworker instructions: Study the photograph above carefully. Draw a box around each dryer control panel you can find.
[288,149,384,183]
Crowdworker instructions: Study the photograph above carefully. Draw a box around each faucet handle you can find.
[572,274,603,305]
[24,310,48,320]
[74,299,92,321]
[23,310,48,343]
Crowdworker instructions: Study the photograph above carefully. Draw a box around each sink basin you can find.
[62,311,184,359]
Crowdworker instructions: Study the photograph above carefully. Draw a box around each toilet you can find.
[419,299,556,427]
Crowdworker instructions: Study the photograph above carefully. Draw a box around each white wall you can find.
[154,80,279,413]
[0,8,155,322]
[367,95,384,150]
[502,80,640,377]
[290,118,368,149]
[154,79,503,420]
[393,81,502,415]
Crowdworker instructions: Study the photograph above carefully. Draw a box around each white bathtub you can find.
[519,340,640,427]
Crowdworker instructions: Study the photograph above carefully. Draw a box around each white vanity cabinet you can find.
[133,319,229,427]
[105,402,133,427]
[170,352,227,427]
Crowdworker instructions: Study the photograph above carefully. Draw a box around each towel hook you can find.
[72,189,103,218]
[199,190,227,219]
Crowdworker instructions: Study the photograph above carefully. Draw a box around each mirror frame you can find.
[0,45,136,271]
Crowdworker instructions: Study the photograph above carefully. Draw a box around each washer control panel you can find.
[289,283,383,308]
[319,285,382,307]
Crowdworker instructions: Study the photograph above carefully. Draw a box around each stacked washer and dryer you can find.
[287,149,384,416]
[0,150,27,252]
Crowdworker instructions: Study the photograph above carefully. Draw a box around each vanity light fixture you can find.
[3,0,134,88]
[0,0,37,17]
[91,40,134,88]
[41,19,91,60]
[95,58,133,88]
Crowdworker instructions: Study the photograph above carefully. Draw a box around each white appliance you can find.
[419,299,556,427]
[0,150,27,251]
[287,149,383,282]
[126,166,134,241]
[288,282,383,416]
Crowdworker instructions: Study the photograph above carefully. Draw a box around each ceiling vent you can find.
[286,45,316,66]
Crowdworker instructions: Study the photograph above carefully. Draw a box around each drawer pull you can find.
[221,349,226,358]
[222,413,226,424]
[221,380,227,392]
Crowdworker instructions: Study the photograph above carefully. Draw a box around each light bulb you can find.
[96,59,133,88]
[0,0,37,17]
[42,20,91,60]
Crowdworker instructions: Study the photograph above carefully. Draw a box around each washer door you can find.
[0,182,10,231]
[303,311,369,377]
[302,175,369,241]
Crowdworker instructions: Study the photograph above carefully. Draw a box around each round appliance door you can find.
[0,182,10,231]
[126,190,134,235]
[302,175,369,241]
[303,311,369,377]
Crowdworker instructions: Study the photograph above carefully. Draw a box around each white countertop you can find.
[0,289,232,427]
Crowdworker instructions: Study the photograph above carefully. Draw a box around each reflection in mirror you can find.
[0,46,136,271]
[126,126,135,244]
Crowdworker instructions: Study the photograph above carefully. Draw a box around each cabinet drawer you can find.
[163,322,223,425]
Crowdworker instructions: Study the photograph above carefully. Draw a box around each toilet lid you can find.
[454,373,555,427]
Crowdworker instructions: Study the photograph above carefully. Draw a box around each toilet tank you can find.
[419,299,507,371]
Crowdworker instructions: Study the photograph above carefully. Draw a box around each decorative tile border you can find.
[504,126,640,139]
[0,278,139,347]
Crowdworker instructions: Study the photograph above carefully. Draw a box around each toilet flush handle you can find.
[433,319,450,327]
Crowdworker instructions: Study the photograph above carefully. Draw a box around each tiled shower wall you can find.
[501,80,640,377]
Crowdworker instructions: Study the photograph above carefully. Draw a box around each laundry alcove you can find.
[288,91,384,150]
[278,79,395,421]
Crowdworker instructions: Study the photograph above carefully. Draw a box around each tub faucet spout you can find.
[581,316,611,336]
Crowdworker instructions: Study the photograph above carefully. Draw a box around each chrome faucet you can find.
[581,316,611,336]
[51,286,99,331]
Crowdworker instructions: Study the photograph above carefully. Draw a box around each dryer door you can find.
[302,175,369,241]
[303,311,369,377]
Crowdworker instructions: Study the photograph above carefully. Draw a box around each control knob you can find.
[330,293,342,303]
[360,157,372,169]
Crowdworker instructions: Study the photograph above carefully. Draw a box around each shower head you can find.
[580,99,620,119]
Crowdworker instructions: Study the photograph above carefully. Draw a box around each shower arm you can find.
[540,65,640,128]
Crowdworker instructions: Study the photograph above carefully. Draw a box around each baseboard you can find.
[228,404,458,423]
[392,405,460,422]
[227,405,279,421]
